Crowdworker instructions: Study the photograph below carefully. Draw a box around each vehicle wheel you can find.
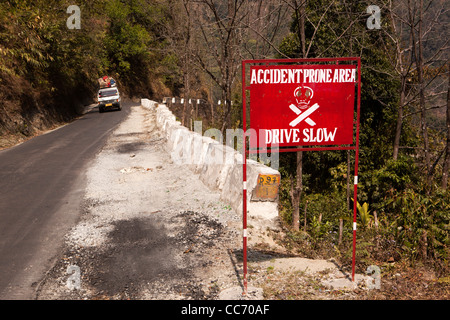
[99,107,104,113]
[117,104,122,111]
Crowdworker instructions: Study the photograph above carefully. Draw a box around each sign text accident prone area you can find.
[249,65,356,148]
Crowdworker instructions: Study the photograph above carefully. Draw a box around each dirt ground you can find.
[34,104,450,300]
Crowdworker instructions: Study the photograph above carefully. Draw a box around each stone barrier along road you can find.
[141,99,280,225]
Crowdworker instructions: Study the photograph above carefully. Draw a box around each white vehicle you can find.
[97,87,121,112]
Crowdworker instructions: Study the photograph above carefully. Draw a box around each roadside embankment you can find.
[141,98,281,231]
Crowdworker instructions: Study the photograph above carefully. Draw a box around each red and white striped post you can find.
[351,58,361,283]
[242,60,248,295]
[242,156,248,295]
[241,57,361,291]
[352,174,358,282]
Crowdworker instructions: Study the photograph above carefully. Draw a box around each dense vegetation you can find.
[0,0,178,147]
[168,0,449,276]
[1,0,449,276]
[273,0,449,275]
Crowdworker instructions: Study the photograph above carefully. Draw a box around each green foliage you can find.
[1,0,178,116]
[376,156,419,191]
[0,1,53,78]
[345,240,374,265]
[278,33,299,58]
[384,189,450,263]
[278,165,294,225]
[99,0,175,96]
[359,155,420,210]
[104,0,151,74]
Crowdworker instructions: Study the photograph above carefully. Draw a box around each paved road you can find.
[0,101,133,299]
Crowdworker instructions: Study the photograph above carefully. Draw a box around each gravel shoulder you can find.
[36,104,447,300]
[35,104,352,300]
[36,104,245,299]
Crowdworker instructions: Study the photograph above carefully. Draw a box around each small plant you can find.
[357,201,373,230]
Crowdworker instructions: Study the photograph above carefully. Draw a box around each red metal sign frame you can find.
[249,64,356,149]
[241,57,361,294]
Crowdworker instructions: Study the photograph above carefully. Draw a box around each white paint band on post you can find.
[353,222,357,231]
[243,229,248,237]
[354,175,358,185]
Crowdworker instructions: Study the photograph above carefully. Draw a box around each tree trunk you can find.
[292,150,303,231]
[340,150,351,245]
[220,92,232,135]
[303,200,308,232]
[442,64,450,189]
[181,0,192,127]
[182,71,189,126]
[296,0,306,58]
[291,0,307,231]
[393,78,406,160]
[418,2,431,181]
[410,0,431,181]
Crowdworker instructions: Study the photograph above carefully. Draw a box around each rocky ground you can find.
[34,104,450,300]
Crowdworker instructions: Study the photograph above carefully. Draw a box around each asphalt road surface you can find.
[0,101,133,299]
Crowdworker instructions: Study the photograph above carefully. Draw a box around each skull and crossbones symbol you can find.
[289,86,319,127]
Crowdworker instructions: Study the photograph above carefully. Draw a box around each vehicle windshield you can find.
[99,89,118,97]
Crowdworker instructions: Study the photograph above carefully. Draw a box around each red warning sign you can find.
[249,64,356,148]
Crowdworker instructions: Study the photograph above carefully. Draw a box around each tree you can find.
[188,0,247,133]
[278,0,408,230]
[165,0,194,126]
[101,0,175,97]
[291,0,307,232]
[241,0,291,60]
[387,0,416,161]
[442,65,450,189]
[387,0,448,174]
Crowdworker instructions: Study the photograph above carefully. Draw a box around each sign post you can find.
[241,57,361,294]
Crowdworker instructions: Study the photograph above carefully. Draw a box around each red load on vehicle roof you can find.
[97,76,116,88]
